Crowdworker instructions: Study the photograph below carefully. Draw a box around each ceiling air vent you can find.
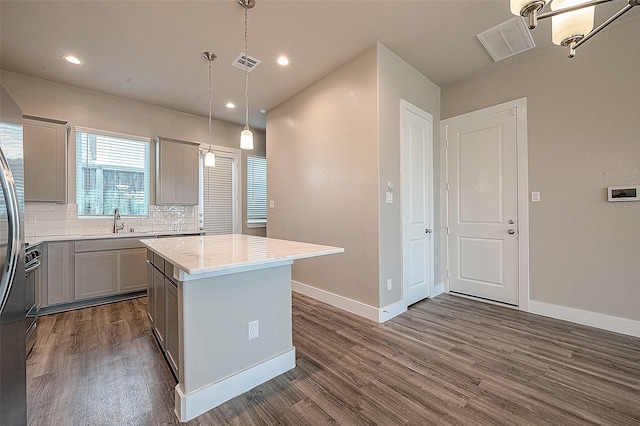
[231,53,261,72]
[477,17,535,62]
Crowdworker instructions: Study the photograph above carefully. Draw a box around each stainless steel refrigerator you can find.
[0,84,27,426]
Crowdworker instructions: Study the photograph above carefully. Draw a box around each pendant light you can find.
[239,0,255,150]
[203,52,217,167]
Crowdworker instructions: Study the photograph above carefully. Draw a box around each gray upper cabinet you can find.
[155,137,199,205]
[23,116,68,203]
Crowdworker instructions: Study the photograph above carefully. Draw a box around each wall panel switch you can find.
[385,192,393,204]
[531,192,540,202]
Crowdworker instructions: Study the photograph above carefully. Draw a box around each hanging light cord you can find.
[244,4,250,130]
[208,58,213,150]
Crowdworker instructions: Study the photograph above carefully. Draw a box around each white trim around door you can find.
[440,98,529,311]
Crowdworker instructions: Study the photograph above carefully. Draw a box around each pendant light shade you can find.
[204,151,216,167]
[240,126,254,150]
[551,0,595,45]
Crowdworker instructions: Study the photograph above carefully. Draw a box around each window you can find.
[247,155,267,227]
[75,127,150,217]
[200,151,237,234]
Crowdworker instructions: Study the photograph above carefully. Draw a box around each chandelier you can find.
[510,0,638,57]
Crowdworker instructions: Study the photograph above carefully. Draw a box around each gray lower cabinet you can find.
[119,248,148,292]
[147,249,179,376]
[75,251,118,300]
[164,277,179,375]
[44,241,74,306]
[146,259,155,326]
[153,267,165,349]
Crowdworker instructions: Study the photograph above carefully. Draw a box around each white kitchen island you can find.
[139,234,344,422]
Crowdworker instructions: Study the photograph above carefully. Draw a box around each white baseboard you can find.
[431,282,444,298]
[292,280,411,323]
[528,300,640,338]
[174,349,296,422]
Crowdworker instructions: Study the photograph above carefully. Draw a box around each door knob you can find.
[425,228,432,234]
[508,229,515,235]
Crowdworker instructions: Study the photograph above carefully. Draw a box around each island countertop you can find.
[140,234,344,279]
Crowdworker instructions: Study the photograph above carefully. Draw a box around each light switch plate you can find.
[385,192,393,204]
[531,192,540,202]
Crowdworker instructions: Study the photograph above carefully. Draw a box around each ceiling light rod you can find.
[203,51,217,167]
[239,0,254,150]
[571,2,636,48]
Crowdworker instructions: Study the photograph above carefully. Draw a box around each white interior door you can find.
[401,100,433,306]
[444,107,519,305]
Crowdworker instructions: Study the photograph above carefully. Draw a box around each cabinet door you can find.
[75,251,118,300]
[146,262,155,325]
[157,141,179,204]
[153,267,165,348]
[119,248,147,293]
[178,143,199,204]
[23,118,67,203]
[156,139,199,205]
[164,277,179,376]
[45,242,73,306]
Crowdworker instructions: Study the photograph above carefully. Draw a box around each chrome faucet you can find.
[113,208,125,233]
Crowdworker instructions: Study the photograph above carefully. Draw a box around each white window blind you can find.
[247,156,267,226]
[75,128,149,217]
[202,154,235,234]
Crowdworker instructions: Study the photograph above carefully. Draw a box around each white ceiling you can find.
[1,1,637,130]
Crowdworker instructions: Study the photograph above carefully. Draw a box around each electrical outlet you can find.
[387,279,392,291]
[248,320,259,340]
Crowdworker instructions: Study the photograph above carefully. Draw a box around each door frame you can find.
[400,99,434,305]
[440,98,530,311]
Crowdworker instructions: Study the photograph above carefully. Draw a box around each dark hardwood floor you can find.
[27,293,640,425]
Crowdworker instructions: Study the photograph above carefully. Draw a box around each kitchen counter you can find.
[25,230,202,247]
[140,234,344,280]
[140,234,343,422]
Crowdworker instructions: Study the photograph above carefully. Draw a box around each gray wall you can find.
[1,71,266,236]
[267,46,380,306]
[267,44,441,309]
[377,44,441,307]
[441,16,640,321]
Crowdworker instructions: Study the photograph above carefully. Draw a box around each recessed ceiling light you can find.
[64,55,82,65]
[226,102,236,109]
[276,56,289,66]
[260,109,266,114]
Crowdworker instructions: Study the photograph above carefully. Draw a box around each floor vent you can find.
[231,53,261,72]
[477,17,535,62]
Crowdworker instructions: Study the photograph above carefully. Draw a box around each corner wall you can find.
[266,46,380,307]
[441,16,640,322]
[377,44,441,308]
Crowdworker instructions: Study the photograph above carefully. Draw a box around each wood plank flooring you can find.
[27,293,640,425]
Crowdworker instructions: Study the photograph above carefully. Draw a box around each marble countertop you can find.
[25,230,202,247]
[141,234,344,279]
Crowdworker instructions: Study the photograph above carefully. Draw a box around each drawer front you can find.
[75,237,146,252]
[153,252,165,273]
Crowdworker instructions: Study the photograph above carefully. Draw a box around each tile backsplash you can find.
[24,203,197,238]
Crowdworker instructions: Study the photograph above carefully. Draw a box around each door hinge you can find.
[445,183,449,192]
[447,270,451,279]
[511,107,517,116]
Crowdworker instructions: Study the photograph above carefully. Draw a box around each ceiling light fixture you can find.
[238,0,255,151]
[277,56,289,66]
[226,102,236,109]
[203,52,217,168]
[510,0,638,57]
[64,55,81,65]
